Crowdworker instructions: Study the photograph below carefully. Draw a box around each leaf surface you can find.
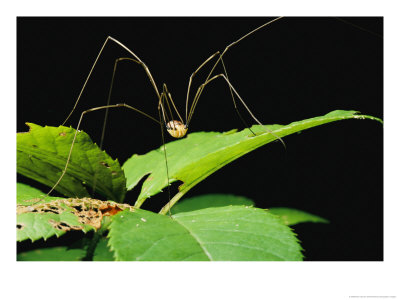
[17,183,62,205]
[17,236,114,261]
[17,123,126,202]
[170,194,255,214]
[93,238,115,261]
[268,207,329,226]
[17,197,134,242]
[123,110,382,207]
[17,206,94,242]
[17,246,85,261]
[108,206,303,261]
[171,194,329,226]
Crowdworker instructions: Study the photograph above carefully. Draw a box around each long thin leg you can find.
[185,51,220,122]
[161,84,175,124]
[157,107,171,216]
[158,84,185,132]
[96,58,143,146]
[184,17,283,130]
[62,36,162,126]
[159,89,171,126]
[46,103,161,198]
[93,56,156,195]
[189,73,286,148]
[201,17,284,87]
[218,56,255,135]
[163,84,184,123]
[187,53,255,135]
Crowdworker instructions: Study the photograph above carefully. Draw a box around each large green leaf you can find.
[17,123,126,202]
[123,110,382,210]
[108,206,303,261]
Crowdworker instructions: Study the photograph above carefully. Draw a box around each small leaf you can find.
[17,247,85,261]
[268,207,329,226]
[123,110,382,207]
[108,206,303,261]
[170,194,255,214]
[17,123,126,202]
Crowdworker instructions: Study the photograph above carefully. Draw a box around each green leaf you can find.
[108,207,303,261]
[17,237,114,261]
[17,183,62,205]
[17,247,85,261]
[17,197,134,242]
[17,123,126,202]
[109,209,208,261]
[268,207,329,226]
[170,194,255,214]
[170,195,329,226]
[93,238,115,261]
[17,207,94,242]
[123,110,382,209]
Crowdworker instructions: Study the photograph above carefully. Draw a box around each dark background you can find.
[17,17,383,260]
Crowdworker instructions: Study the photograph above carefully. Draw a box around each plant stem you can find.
[159,190,187,215]
[82,217,110,261]
[134,197,146,208]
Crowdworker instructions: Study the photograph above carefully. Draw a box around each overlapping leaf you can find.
[17,123,126,202]
[268,207,329,226]
[17,246,86,261]
[108,206,303,261]
[17,182,62,205]
[171,194,329,226]
[16,184,134,242]
[17,200,96,242]
[17,238,115,261]
[170,194,255,214]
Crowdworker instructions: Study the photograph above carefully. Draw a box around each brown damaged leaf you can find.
[48,219,84,231]
[17,198,135,230]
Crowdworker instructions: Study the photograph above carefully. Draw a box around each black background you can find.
[17,17,383,260]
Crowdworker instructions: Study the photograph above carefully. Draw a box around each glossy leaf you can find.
[108,206,303,261]
[123,110,382,208]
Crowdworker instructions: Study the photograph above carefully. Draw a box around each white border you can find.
[3,1,398,299]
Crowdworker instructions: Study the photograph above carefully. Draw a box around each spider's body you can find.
[166,120,188,138]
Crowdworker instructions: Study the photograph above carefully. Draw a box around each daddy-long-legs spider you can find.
[17,17,382,260]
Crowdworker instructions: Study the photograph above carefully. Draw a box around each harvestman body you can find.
[47,17,286,200]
